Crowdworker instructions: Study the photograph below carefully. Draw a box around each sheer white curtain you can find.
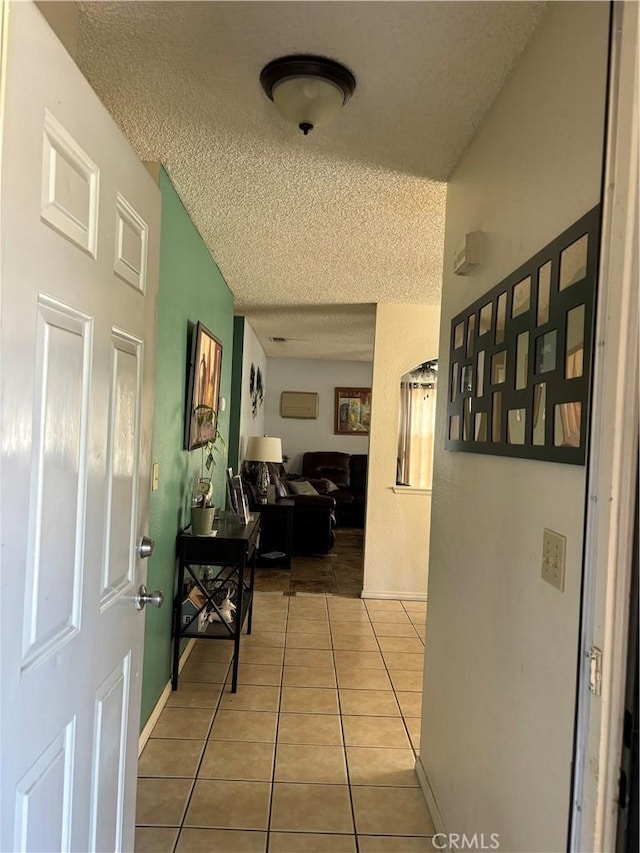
[397,383,437,488]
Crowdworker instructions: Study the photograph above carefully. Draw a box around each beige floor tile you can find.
[331,634,379,652]
[138,738,203,778]
[271,783,354,833]
[239,645,284,666]
[351,786,435,836]
[334,651,385,671]
[284,648,335,668]
[342,716,410,749]
[274,743,347,783]
[167,682,223,709]
[285,632,332,650]
[234,663,282,686]
[388,670,423,692]
[280,687,339,715]
[251,620,288,635]
[336,668,392,691]
[331,621,375,636]
[358,836,436,852]
[269,832,357,852]
[382,652,424,672]
[339,689,400,717]
[283,666,336,688]
[328,610,371,623]
[287,603,328,618]
[210,710,278,743]
[277,713,343,745]
[242,631,286,647]
[219,684,280,712]
[135,826,179,852]
[286,619,330,635]
[346,747,419,787]
[372,623,420,638]
[176,828,267,852]
[184,780,271,830]
[180,660,230,683]
[151,707,213,740]
[405,717,421,751]
[189,643,234,662]
[377,637,424,655]
[396,691,423,718]
[199,740,274,781]
[401,601,428,612]
[135,778,192,826]
[370,612,413,626]
[365,602,405,613]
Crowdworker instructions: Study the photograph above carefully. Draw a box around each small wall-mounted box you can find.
[453,231,482,276]
[280,391,319,419]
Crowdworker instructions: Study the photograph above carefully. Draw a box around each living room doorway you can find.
[254,528,364,597]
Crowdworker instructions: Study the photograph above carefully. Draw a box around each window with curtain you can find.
[397,360,438,489]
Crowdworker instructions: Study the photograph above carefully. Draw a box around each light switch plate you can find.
[152,462,160,492]
[542,528,566,591]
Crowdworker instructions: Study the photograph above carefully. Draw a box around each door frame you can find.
[569,2,639,850]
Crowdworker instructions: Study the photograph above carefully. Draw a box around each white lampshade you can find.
[272,76,346,130]
[245,436,282,463]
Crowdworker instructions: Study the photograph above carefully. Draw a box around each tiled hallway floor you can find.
[136,593,435,852]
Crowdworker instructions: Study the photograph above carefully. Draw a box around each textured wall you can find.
[419,4,609,850]
[264,358,373,473]
[140,169,234,728]
[362,304,440,599]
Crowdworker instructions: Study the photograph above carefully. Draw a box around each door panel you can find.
[0,3,160,850]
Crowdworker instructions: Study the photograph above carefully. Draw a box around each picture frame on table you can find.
[226,468,237,514]
[232,475,249,524]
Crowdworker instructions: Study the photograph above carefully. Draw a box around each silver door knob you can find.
[138,536,155,559]
[135,585,164,611]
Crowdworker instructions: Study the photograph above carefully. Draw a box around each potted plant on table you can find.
[190,404,225,535]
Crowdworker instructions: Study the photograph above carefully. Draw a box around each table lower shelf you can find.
[177,591,252,640]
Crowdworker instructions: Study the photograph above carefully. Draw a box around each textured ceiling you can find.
[75,1,545,360]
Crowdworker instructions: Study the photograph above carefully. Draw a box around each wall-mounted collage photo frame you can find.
[445,206,600,465]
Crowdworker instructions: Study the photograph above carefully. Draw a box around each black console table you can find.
[172,512,260,693]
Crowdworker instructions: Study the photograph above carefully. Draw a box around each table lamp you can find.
[245,436,283,504]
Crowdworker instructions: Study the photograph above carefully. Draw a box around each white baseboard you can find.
[138,639,196,756]
[361,590,427,602]
[415,755,447,839]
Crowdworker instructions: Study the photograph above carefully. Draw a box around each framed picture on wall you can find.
[334,387,371,435]
[184,321,223,450]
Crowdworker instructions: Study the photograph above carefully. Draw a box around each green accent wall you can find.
[228,316,245,473]
[141,168,234,729]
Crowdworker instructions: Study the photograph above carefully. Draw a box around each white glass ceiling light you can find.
[260,55,356,135]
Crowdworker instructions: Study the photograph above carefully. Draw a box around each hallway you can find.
[135,592,433,851]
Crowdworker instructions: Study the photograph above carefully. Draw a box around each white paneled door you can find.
[0,3,160,851]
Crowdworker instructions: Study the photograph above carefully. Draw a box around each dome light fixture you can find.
[260,54,356,135]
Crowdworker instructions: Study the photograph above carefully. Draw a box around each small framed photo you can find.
[232,475,249,524]
[334,387,372,435]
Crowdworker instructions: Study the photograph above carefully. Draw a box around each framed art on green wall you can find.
[185,321,223,450]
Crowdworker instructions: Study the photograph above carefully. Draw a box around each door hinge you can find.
[589,646,603,695]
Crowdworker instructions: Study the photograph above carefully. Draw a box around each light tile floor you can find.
[136,593,435,852]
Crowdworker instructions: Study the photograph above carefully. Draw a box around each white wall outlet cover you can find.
[541,527,566,592]
[453,231,482,276]
[220,396,226,412]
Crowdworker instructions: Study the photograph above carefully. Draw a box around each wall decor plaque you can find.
[445,205,600,465]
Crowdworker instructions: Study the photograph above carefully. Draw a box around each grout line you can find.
[264,594,289,851]
[170,655,232,853]
[330,594,361,853]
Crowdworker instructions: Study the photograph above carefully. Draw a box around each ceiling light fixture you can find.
[260,54,356,135]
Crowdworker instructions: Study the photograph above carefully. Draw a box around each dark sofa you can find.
[301,451,368,528]
[242,462,336,555]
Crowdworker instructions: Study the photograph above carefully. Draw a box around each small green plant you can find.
[193,404,226,502]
